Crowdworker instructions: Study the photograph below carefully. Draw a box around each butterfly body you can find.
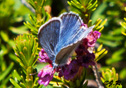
[38,12,94,68]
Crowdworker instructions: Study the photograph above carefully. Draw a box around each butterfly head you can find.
[52,62,59,70]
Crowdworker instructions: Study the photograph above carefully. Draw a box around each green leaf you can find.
[0,45,8,56]
[0,31,9,42]
[97,39,120,47]
[8,40,15,48]
[10,78,22,88]
[97,44,103,51]
[12,70,22,81]
[33,77,39,86]
[9,53,18,62]
[20,82,26,88]
[91,2,107,24]
[101,67,122,87]
[87,0,98,10]
[41,85,53,88]
[0,62,14,81]
[100,34,124,41]
[80,69,86,86]
[68,0,98,23]
[9,26,28,34]
[38,85,44,88]
[35,63,48,72]
[95,44,108,61]
[51,77,62,83]
[0,74,11,88]
[106,48,125,64]
[119,68,126,80]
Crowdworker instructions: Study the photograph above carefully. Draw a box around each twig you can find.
[92,63,104,88]
[61,0,69,12]
[20,0,35,13]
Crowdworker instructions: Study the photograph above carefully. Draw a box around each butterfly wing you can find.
[54,12,93,66]
[38,18,61,61]
[55,12,83,53]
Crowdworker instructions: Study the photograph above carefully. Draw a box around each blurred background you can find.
[0,0,126,87]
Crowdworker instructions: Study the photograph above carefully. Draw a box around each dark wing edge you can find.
[38,17,62,61]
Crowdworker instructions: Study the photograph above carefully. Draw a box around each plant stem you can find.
[20,0,35,13]
[92,63,104,88]
[26,66,33,88]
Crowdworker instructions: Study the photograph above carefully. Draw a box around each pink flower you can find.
[87,31,101,47]
[58,60,79,80]
[38,49,52,64]
[38,64,55,86]
[81,23,88,28]
[58,65,67,77]
[63,60,79,80]
[76,52,95,68]
[75,37,95,68]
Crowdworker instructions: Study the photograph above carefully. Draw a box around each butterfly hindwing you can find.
[55,41,80,66]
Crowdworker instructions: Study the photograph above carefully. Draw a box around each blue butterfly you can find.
[38,12,94,68]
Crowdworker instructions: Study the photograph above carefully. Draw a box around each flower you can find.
[75,39,88,55]
[75,37,96,68]
[63,60,80,80]
[75,30,101,68]
[87,31,101,47]
[58,65,67,77]
[38,64,55,86]
[38,49,52,64]
[81,23,88,28]
[58,60,80,80]
[77,52,95,68]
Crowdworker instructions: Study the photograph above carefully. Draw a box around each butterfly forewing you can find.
[38,18,61,60]
[55,12,83,53]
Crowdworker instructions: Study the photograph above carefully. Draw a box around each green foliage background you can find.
[0,0,126,87]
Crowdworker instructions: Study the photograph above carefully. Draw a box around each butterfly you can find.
[38,12,94,68]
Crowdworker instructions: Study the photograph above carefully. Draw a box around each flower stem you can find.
[26,66,33,88]
[92,63,104,88]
